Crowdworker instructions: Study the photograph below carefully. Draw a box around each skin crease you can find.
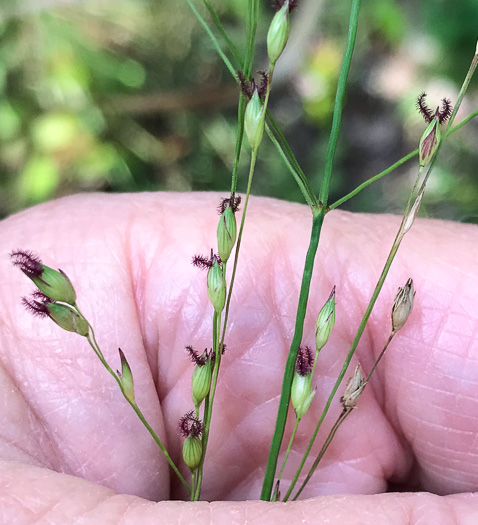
[0,192,478,523]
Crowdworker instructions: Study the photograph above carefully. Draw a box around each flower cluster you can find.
[11,250,88,336]
[416,92,453,167]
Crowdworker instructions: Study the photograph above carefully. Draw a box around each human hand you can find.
[1,192,478,523]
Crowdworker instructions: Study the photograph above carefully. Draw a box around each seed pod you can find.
[46,302,89,336]
[191,363,212,406]
[416,93,452,168]
[315,287,336,352]
[182,436,203,471]
[118,348,135,404]
[217,205,237,262]
[11,251,77,305]
[291,372,315,419]
[244,89,264,150]
[207,257,226,314]
[419,117,441,167]
[267,1,290,65]
[391,278,415,332]
[341,364,364,410]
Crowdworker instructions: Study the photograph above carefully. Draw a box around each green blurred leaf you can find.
[118,58,146,88]
[75,143,118,182]
[0,102,21,140]
[18,155,59,202]
[31,113,81,152]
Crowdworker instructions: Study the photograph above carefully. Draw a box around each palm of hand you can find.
[1,193,478,523]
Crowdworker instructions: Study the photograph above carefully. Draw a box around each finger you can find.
[0,195,171,500]
[1,461,477,525]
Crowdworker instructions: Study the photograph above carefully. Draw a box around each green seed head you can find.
[11,251,77,305]
[118,348,135,404]
[291,372,315,419]
[191,363,212,406]
[315,286,336,352]
[244,90,264,151]
[217,205,237,263]
[267,1,290,65]
[46,302,89,336]
[183,436,203,471]
[207,258,226,314]
[178,411,204,471]
[33,266,77,305]
[416,93,452,167]
[419,117,441,167]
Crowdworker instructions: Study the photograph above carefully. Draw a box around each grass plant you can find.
[10,0,477,503]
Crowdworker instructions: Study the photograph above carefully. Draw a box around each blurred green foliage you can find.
[0,0,476,221]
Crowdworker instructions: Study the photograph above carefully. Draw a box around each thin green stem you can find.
[265,123,317,208]
[329,150,417,210]
[277,416,300,484]
[244,0,259,78]
[444,108,478,136]
[260,64,317,207]
[318,0,361,206]
[287,52,478,496]
[198,16,282,495]
[194,1,266,497]
[330,109,478,211]
[260,205,324,501]
[283,160,423,499]
[74,302,191,494]
[195,149,258,498]
[282,219,400,499]
[311,348,320,378]
[230,96,246,194]
[79,326,191,495]
[231,0,259,193]
[204,149,261,502]
[221,147,258,348]
[288,409,350,501]
[74,304,105,359]
[446,52,478,135]
[194,311,220,500]
[265,109,310,193]
[402,167,424,223]
[261,0,361,501]
[194,394,209,498]
[215,147,260,433]
[191,471,197,501]
[194,146,260,498]
[129,399,192,495]
[85,333,120,386]
[262,64,276,115]
[202,0,242,67]
[365,332,395,383]
[189,0,316,204]
[289,330,396,501]
[185,0,236,77]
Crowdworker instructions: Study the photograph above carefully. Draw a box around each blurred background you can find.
[0,0,476,221]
